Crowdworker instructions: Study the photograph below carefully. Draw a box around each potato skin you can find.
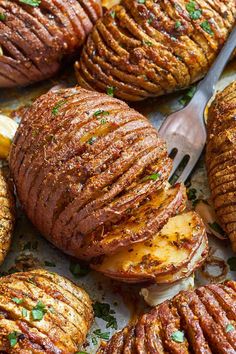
[0,168,15,265]
[0,269,93,353]
[75,0,236,101]
[9,87,172,260]
[98,281,236,354]
[206,81,236,252]
[0,0,102,87]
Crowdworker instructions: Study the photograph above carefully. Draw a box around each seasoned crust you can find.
[206,81,236,251]
[9,87,172,259]
[0,269,93,353]
[97,281,236,354]
[0,0,102,87]
[76,0,236,101]
[0,168,15,265]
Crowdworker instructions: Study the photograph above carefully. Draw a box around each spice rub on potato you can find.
[9,87,172,260]
[206,81,236,252]
[0,168,15,265]
[0,0,102,87]
[91,211,208,283]
[98,280,236,354]
[0,269,93,353]
[75,0,236,101]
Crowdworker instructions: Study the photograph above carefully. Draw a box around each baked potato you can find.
[75,0,236,101]
[0,0,102,87]
[0,268,93,353]
[206,80,236,251]
[98,280,236,354]
[9,87,172,260]
[91,211,208,283]
[0,168,15,265]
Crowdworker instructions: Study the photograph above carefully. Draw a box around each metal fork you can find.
[158,25,236,183]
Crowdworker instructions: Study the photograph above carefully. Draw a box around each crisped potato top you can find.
[0,269,93,353]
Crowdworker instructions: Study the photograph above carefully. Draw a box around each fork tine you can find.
[174,153,200,183]
[170,151,186,176]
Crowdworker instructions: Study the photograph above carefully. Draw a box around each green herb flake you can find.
[227,257,236,271]
[52,100,66,116]
[226,324,234,333]
[8,331,22,348]
[175,20,182,29]
[143,40,153,46]
[186,1,202,20]
[143,173,161,181]
[179,85,197,106]
[110,10,116,18]
[171,330,185,343]
[0,13,6,21]
[44,261,56,267]
[100,118,107,125]
[93,110,110,117]
[208,222,225,236]
[93,329,110,340]
[93,302,117,329]
[22,308,28,318]
[31,301,47,321]
[19,0,41,6]
[200,20,214,35]
[92,336,98,345]
[137,0,145,3]
[76,352,88,354]
[87,136,97,145]
[12,297,23,304]
[69,260,90,277]
[106,86,115,97]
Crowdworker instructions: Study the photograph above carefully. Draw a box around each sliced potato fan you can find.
[91,211,208,283]
[78,183,187,260]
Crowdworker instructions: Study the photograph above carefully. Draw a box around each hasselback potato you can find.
[0,168,15,265]
[9,87,173,260]
[98,280,236,354]
[0,0,102,88]
[206,81,236,252]
[0,269,93,353]
[75,0,236,101]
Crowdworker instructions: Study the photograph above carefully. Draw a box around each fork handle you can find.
[189,25,236,115]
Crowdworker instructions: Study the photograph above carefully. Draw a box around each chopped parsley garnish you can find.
[76,352,89,354]
[143,173,161,181]
[93,110,110,117]
[19,0,41,6]
[106,86,115,97]
[110,10,116,18]
[52,100,66,116]
[12,297,23,304]
[208,222,225,236]
[100,118,107,125]
[186,1,202,20]
[93,329,110,340]
[227,257,236,271]
[22,308,28,318]
[171,330,185,343]
[87,136,97,145]
[44,261,56,267]
[179,85,196,106]
[137,0,145,3]
[175,20,182,29]
[69,260,90,277]
[187,187,197,201]
[200,20,214,35]
[0,13,6,21]
[31,301,47,321]
[143,40,153,46]
[93,302,117,329]
[8,331,22,348]
[226,324,234,333]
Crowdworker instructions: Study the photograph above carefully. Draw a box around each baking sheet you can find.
[0,12,236,353]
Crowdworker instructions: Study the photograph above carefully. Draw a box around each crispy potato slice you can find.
[91,211,208,283]
[78,183,186,260]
